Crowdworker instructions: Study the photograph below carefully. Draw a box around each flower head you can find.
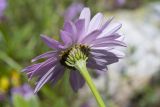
[22,7,126,93]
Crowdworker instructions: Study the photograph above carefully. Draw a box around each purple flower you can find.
[81,102,90,107]
[22,7,126,93]
[11,84,34,100]
[116,0,126,6]
[0,0,7,17]
[0,93,5,101]
[64,2,83,21]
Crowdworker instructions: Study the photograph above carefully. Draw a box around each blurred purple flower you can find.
[116,0,126,6]
[64,2,83,21]
[0,93,5,101]
[81,102,90,107]
[105,0,126,9]
[0,0,7,17]
[11,84,34,100]
[22,7,126,93]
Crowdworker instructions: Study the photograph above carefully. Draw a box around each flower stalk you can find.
[75,59,106,107]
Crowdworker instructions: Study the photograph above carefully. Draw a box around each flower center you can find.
[60,44,90,69]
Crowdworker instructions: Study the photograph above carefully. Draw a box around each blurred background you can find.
[0,0,160,107]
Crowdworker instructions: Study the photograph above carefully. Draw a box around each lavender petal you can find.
[100,17,114,31]
[80,30,101,44]
[63,21,77,42]
[31,51,57,62]
[34,66,56,93]
[91,51,119,65]
[87,57,106,68]
[60,30,72,46]
[75,19,85,41]
[69,70,85,92]
[79,8,91,32]
[22,63,42,72]
[99,23,122,38]
[50,65,65,86]
[40,35,61,49]
[88,13,103,33]
[29,57,57,79]
[91,33,121,44]
[91,40,127,47]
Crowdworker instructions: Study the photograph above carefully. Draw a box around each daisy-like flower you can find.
[22,7,126,94]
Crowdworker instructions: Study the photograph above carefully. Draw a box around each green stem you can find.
[75,60,106,107]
